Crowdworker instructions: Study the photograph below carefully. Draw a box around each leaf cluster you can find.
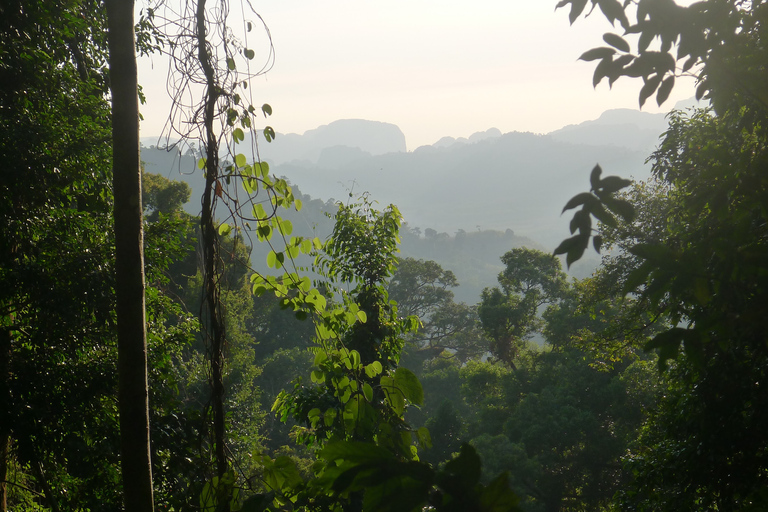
[555,164,634,267]
[559,0,768,112]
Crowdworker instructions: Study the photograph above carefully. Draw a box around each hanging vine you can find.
[148,0,321,493]
[150,0,282,482]
[145,2,487,510]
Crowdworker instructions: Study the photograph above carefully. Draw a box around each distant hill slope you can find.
[258,119,407,164]
[139,107,671,301]
[549,108,668,153]
[272,130,649,248]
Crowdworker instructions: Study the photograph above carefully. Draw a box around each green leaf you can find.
[324,408,337,426]
[593,57,614,87]
[569,208,591,235]
[601,195,635,222]
[313,350,327,366]
[240,493,273,512]
[394,367,423,406]
[218,223,232,236]
[656,75,675,105]
[255,161,269,178]
[589,164,602,190]
[561,192,596,213]
[244,48,255,60]
[416,427,432,449]
[278,219,293,236]
[639,74,662,108]
[233,127,245,143]
[554,233,589,268]
[235,153,247,168]
[592,234,603,252]
[603,32,630,52]
[695,79,708,101]
[267,251,284,269]
[363,382,373,402]
[262,103,273,116]
[644,327,686,371]
[256,223,271,241]
[442,443,482,487]
[553,234,583,257]
[629,243,676,263]
[320,441,396,465]
[596,175,632,194]
[693,277,711,305]
[589,202,617,229]
[253,203,267,220]
[579,47,615,62]
[349,350,361,369]
[480,472,520,512]
[597,0,629,28]
[197,157,206,170]
[227,57,236,70]
[381,376,405,416]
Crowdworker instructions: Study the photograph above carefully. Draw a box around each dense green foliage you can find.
[555,0,768,509]
[4,0,768,511]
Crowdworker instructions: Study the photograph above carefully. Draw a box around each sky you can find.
[136,0,698,150]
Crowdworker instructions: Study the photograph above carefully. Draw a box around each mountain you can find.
[257,119,407,164]
[431,127,503,149]
[549,109,668,153]
[548,98,707,154]
[270,130,649,248]
[139,107,672,302]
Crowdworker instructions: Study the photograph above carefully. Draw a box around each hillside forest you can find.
[2,1,768,512]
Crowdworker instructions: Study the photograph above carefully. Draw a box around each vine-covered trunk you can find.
[195,0,228,480]
[105,0,154,510]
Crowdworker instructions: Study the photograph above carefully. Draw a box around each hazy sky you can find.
[137,0,697,150]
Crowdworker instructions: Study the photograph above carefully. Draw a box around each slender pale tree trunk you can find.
[105,1,154,510]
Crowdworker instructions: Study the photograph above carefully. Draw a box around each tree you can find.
[250,199,522,512]
[0,4,200,506]
[595,108,768,509]
[105,0,155,509]
[0,1,115,510]
[479,249,567,368]
[556,0,768,113]
[388,258,488,366]
[254,199,422,510]
[556,0,768,505]
[142,171,192,222]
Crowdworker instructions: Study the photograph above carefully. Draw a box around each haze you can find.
[137,0,696,149]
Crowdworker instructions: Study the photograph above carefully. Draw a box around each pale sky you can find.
[137,0,697,150]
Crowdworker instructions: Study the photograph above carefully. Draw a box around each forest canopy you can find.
[2,0,768,511]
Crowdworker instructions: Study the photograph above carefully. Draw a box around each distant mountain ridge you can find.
[139,103,695,299]
[140,106,683,247]
[548,108,669,153]
[258,119,406,164]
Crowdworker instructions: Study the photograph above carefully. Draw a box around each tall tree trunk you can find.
[105,1,154,511]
